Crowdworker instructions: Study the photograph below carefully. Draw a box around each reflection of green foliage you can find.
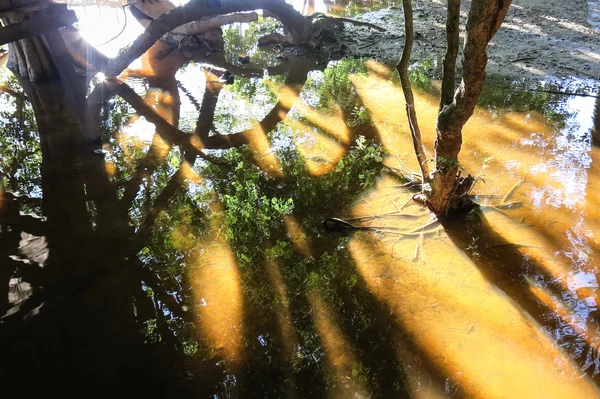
[193,131,396,393]
[100,96,132,140]
[313,58,366,111]
[83,49,399,394]
[0,73,42,199]
[214,74,284,133]
[203,149,295,246]
[408,58,434,91]
[479,76,572,129]
[132,133,382,375]
[304,58,371,126]
[228,74,284,104]
[222,17,283,67]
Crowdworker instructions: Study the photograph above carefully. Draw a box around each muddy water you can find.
[1,3,600,399]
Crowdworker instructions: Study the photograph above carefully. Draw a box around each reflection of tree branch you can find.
[200,56,315,147]
[0,212,46,237]
[166,11,259,36]
[186,50,292,78]
[113,79,193,146]
[195,72,222,138]
[139,265,194,323]
[113,58,313,219]
[132,167,185,252]
[112,77,241,151]
[119,140,172,211]
[105,0,311,76]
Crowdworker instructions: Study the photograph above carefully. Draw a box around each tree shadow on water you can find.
[226,227,416,398]
[0,77,191,398]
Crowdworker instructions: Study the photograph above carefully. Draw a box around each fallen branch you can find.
[509,56,536,63]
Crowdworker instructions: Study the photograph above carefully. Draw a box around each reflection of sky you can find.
[290,0,327,14]
[71,5,144,58]
[524,93,595,210]
[522,88,599,359]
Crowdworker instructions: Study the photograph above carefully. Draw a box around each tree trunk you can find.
[0,1,62,81]
[425,0,512,216]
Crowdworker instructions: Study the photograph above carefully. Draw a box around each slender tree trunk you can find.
[593,92,600,146]
[396,0,429,181]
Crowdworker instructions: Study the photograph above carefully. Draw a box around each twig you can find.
[469,193,503,199]
[509,56,536,63]
[407,218,439,234]
[334,17,386,31]
[346,210,422,222]
[412,229,424,261]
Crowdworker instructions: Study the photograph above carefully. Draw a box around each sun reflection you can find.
[265,259,300,362]
[283,215,312,258]
[307,290,371,398]
[186,199,245,369]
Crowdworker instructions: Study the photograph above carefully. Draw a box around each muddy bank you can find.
[348,0,600,87]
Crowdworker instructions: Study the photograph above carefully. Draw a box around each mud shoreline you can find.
[352,0,600,89]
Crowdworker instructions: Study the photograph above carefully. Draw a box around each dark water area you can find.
[2,2,600,398]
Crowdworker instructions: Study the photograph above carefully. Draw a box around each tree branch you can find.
[396,0,429,181]
[194,70,222,138]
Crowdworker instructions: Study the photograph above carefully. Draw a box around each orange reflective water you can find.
[346,61,600,397]
[2,3,600,397]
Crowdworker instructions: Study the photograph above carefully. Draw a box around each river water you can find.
[1,1,600,398]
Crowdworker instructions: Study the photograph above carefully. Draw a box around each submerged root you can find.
[472,173,529,221]
[382,163,423,190]
[322,216,440,238]
[345,210,423,222]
